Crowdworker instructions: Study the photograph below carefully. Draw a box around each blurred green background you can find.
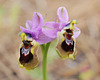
[0,0,100,80]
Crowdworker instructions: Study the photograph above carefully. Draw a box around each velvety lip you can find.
[19,41,33,63]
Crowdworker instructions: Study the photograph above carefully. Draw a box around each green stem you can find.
[40,42,51,80]
[40,44,45,55]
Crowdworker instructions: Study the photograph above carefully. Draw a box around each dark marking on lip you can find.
[61,40,74,52]
[19,47,33,63]
[19,40,33,63]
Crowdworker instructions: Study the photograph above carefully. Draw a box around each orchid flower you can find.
[56,7,81,60]
[57,7,81,39]
[19,12,55,70]
[19,33,39,70]
[20,12,54,44]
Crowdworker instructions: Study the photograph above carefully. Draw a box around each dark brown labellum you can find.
[19,41,33,64]
[61,40,74,52]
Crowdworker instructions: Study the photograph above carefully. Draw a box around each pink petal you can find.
[32,12,44,29]
[42,28,58,38]
[57,7,69,23]
[36,33,55,44]
[25,20,32,29]
[42,22,60,38]
[73,27,81,38]
[44,21,59,29]
[20,26,32,34]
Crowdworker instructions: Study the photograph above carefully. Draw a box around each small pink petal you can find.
[32,12,44,29]
[20,26,32,34]
[57,7,69,23]
[73,27,81,38]
[25,20,32,29]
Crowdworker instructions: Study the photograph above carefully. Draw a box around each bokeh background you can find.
[0,0,100,80]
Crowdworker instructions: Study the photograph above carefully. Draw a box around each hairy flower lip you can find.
[20,46,33,63]
[61,40,74,52]
[56,32,76,60]
[19,33,39,70]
